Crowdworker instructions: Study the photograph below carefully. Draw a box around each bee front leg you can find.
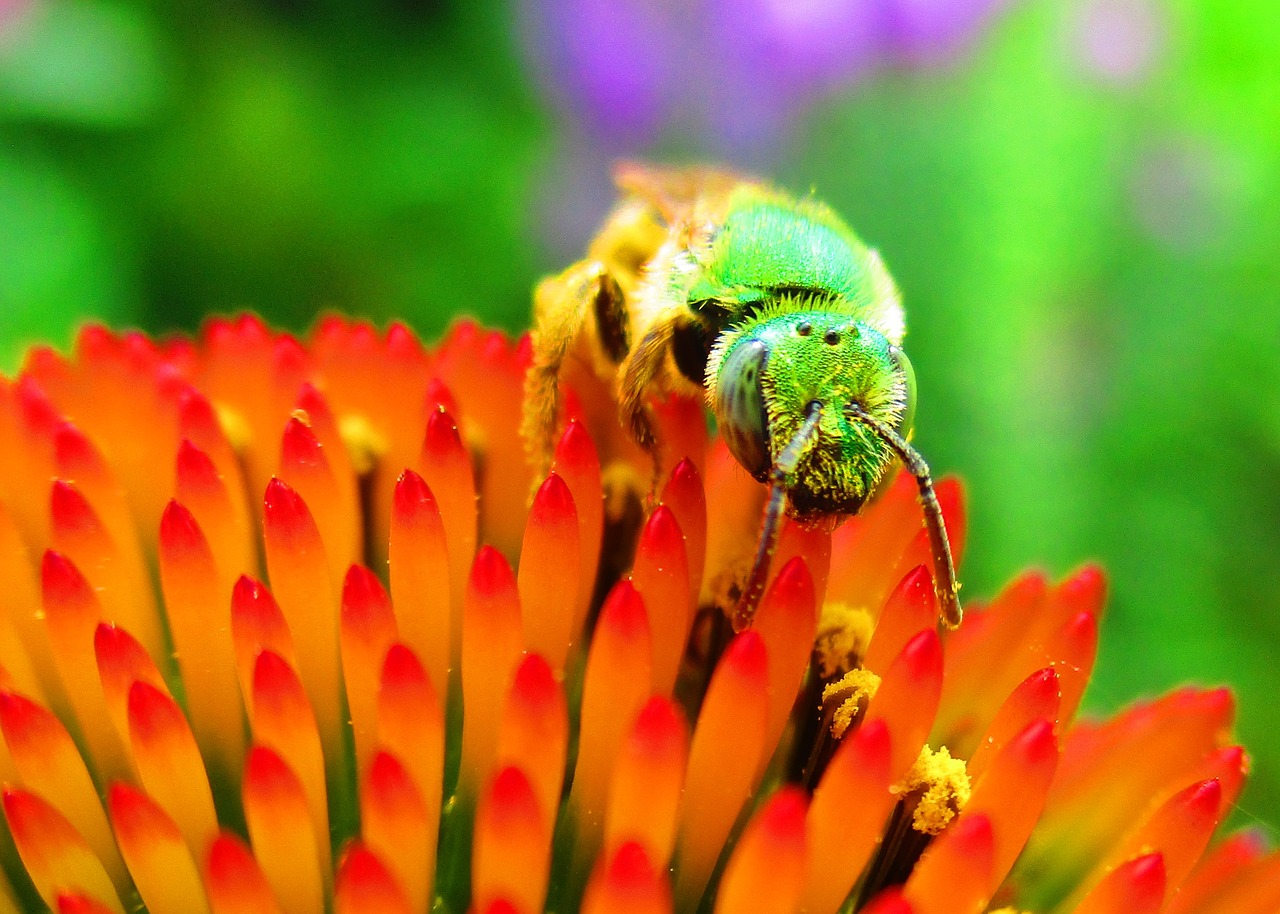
[522,260,629,476]
[616,318,678,488]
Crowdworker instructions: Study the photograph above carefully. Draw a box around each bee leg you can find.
[732,402,824,632]
[522,260,628,475]
[616,318,676,486]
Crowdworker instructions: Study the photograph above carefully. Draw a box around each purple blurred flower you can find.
[522,0,1019,152]
[1071,0,1166,86]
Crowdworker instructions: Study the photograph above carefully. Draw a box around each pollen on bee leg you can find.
[517,474,580,671]
[106,783,212,914]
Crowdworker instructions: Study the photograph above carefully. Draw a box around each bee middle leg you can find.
[522,259,630,475]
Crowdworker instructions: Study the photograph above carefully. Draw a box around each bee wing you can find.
[613,162,765,225]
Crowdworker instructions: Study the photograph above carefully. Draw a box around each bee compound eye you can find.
[714,339,771,480]
[889,345,918,437]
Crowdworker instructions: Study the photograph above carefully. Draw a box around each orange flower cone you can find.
[0,314,1272,914]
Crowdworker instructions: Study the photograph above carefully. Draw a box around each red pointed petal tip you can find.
[263,477,312,537]
[41,548,91,602]
[764,554,816,609]
[106,781,161,840]
[632,696,688,755]
[393,468,436,516]
[511,654,557,707]
[175,438,220,490]
[860,888,917,914]
[253,649,298,698]
[382,643,427,691]
[529,473,575,527]
[900,628,944,682]
[160,499,204,553]
[470,545,517,600]
[423,377,459,418]
[597,580,649,644]
[423,408,464,458]
[1012,718,1059,767]
[50,480,98,532]
[206,831,257,881]
[16,375,62,434]
[127,680,181,741]
[754,785,808,839]
[244,744,292,789]
[0,689,44,741]
[386,321,425,358]
[638,504,682,557]
[343,564,392,618]
[233,574,281,618]
[1058,563,1108,616]
[56,893,118,914]
[488,765,539,823]
[94,621,159,684]
[949,812,995,852]
[336,841,417,914]
[272,334,308,378]
[603,840,661,892]
[52,422,104,476]
[552,420,597,470]
[281,415,324,468]
[722,628,768,683]
[479,902,522,914]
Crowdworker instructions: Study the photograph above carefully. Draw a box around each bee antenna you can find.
[847,404,962,629]
[732,401,823,632]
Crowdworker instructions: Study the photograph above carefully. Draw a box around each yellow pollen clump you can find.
[214,402,253,453]
[339,413,387,476]
[814,601,875,678]
[893,745,971,835]
[821,668,881,740]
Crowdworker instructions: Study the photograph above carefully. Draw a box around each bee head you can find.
[708,310,916,522]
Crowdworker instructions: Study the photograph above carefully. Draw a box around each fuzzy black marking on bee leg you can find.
[593,270,630,365]
[848,404,962,629]
[732,401,824,632]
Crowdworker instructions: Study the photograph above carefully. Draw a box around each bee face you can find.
[710,310,914,522]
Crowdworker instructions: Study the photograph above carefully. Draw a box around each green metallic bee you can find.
[523,164,960,632]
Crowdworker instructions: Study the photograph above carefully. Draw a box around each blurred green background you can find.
[2,0,1278,830]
